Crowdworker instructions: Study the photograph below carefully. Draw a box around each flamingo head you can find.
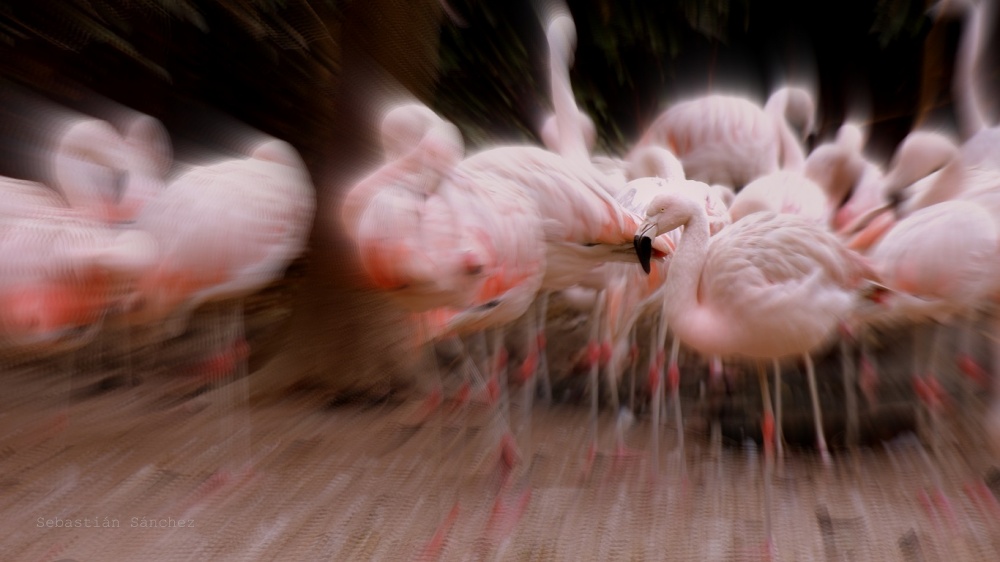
[635,192,696,274]
[51,118,132,220]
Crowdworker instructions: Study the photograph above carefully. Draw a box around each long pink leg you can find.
[840,332,859,450]
[535,292,553,404]
[667,334,685,481]
[984,312,1000,459]
[858,336,879,408]
[627,328,639,413]
[648,304,668,483]
[487,327,521,485]
[955,312,989,434]
[409,315,449,426]
[516,301,543,459]
[708,355,724,461]
[757,362,776,558]
[912,323,948,460]
[772,358,784,465]
[587,290,606,466]
[803,353,831,465]
[607,335,641,471]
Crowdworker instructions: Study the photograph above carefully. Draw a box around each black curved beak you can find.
[634,222,657,274]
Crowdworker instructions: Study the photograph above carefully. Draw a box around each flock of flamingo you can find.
[341,0,1000,550]
[0,106,316,390]
[2,0,999,555]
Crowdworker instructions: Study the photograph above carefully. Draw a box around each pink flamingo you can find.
[49,116,169,225]
[931,0,1000,464]
[634,192,880,553]
[344,100,672,468]
[827,122,887,233]
[0,211,157,352]
[729,122,866,229]
[442,145,673,435]
[111,130,316,393]
[612,166,730,477]
[627,86,816,189]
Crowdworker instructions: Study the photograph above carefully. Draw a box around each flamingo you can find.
[111,133,316,389]
[340,103,478,310]
[0,178,71,217]
[858,200,998,443]
[0,114,163,361]
[845,126,1000,453]
[827,122,887,233]
[728,121,866,229]
[634,191,880,552]
[527,11,681,419]
[0,208,157,352]
[49,118,145,224]
[343,99,673,471]
[610,165,730,478]
[627,86,816,189]
[930,0,1000,460]
[841,130,965,252]
[444,145,672,435]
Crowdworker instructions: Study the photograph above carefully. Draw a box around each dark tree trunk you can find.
[248,0,448,405]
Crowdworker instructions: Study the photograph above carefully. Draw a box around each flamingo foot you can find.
[599,340,612,367]
[484,488,532,541]
[499,433,520,471]
[859,356,879,406]
[819,444,832,466]
[416,501,461,562]
[449,381,471,413]
[760,538,776,561]
[517,349,538,385]
[964,480,1000,520]
[580,340,601,371]
[408,388,443,426]
[957,354,990,389]
[913,375,949,413]
[667,362,680,393]
[482,374,501,407]
[931,488,958,530]
[917,489,940,527]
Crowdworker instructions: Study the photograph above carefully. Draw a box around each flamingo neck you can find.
[954,0,992,140]
[904,159,966,214]
[548,45,588,162]
[662,208,724,351]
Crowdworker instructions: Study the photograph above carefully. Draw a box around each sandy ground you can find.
[2,335,1000,562]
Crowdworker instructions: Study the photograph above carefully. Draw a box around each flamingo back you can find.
[698,212,870,357]
[134,144,316,321]
[632,95,781,188]
[729,170,829,226]
[871,200,998,310]
[0,213,151,348]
